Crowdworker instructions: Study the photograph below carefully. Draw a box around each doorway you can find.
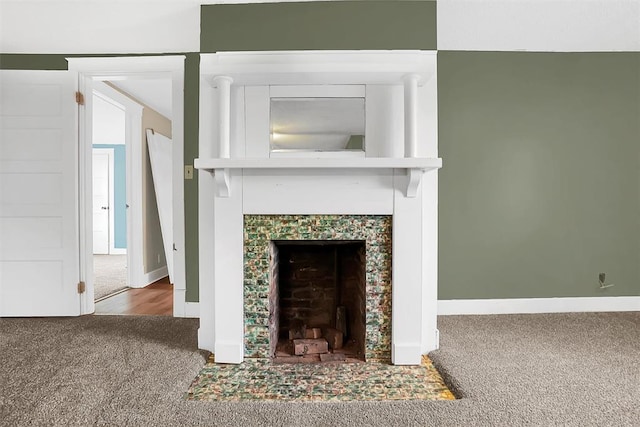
[91,89,129,301]
[69,56,186,317]
[92,80,172,313]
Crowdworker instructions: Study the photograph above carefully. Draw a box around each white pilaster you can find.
[213,171,244,363]
[392,169,423,365]
[198,79,216,352]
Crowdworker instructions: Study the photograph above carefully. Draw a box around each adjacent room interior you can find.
[91,78,174,316]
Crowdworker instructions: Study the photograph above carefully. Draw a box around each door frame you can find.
[68,56,186,317]
[91,147,115,255]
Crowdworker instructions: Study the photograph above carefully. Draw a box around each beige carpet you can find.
[93,255,128,300]
[1,312,638,426]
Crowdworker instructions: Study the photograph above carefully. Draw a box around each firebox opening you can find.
[269,240,366,363]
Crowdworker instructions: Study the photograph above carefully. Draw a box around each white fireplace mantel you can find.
[197,50,440,366]
[193,157,442,198]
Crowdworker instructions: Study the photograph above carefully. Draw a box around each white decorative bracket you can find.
[406,168,424,198]
[214,168,230,197]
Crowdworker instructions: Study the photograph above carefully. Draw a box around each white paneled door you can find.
[92,149,111,254]
[0,70,80,316]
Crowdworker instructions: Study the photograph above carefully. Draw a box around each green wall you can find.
[200,1,437,52]
[438,52,640,299]
[0,54,68,70]
[183,53,200,302]
[3,49,638,302]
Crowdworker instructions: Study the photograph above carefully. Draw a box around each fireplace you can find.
[244,215,392,363]
[269,240,367,362]
[196,51,441,366]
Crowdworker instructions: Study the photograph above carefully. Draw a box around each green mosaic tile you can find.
[243,215,392,360]
[185,355,455,402]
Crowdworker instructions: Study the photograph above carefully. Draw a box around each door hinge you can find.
[75,91,85,105]
[77,281,86,294]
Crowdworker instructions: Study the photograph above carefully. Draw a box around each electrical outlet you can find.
[157,253,161,263]
[599,272,614,289]
[184,165,194,180]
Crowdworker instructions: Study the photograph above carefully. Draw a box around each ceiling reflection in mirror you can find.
[270,98,365,152]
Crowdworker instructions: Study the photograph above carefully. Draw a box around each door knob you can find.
[101,206,109,210]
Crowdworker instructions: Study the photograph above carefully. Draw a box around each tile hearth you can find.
[185,354,455,401]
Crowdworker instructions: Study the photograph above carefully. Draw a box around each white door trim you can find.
[68,56,186,317]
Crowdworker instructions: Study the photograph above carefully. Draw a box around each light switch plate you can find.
[184,165,194,180]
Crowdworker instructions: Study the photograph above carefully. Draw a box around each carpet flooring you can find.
[1,312,639,426]
[93,255,128,300]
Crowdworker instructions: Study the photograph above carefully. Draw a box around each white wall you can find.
[0,1,200,53]
[92,94,125,145]
[1,0,638,54]
[438,0,640,52]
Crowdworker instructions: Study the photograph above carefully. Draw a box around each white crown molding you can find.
[200,51,437,86]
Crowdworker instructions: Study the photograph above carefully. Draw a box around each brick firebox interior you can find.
[270,241,367,362]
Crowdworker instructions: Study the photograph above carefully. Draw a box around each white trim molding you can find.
[172,289,200,318]
[200,50,437,86]
[438,297,640,315]
[139,266,168,289]
[184,302,200,318]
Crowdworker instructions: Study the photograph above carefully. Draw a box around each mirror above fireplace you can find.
[270,97,365,155]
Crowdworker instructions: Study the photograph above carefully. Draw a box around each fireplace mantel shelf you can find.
[194,157,442,198]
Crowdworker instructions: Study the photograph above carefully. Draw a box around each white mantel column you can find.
[403,74,420,158]
[212,76,233,158]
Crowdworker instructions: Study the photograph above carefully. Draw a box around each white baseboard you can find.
[138,266,168,288]
[215,342,243,364]
[438,296,640,315]
[198,327,215,353]
[184,302,200,318]
[392,343,422,365]
[172,288,199,318]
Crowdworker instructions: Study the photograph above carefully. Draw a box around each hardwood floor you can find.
[94,277,173,316]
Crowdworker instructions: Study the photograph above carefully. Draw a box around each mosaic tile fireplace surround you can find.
[244,215,392,362]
